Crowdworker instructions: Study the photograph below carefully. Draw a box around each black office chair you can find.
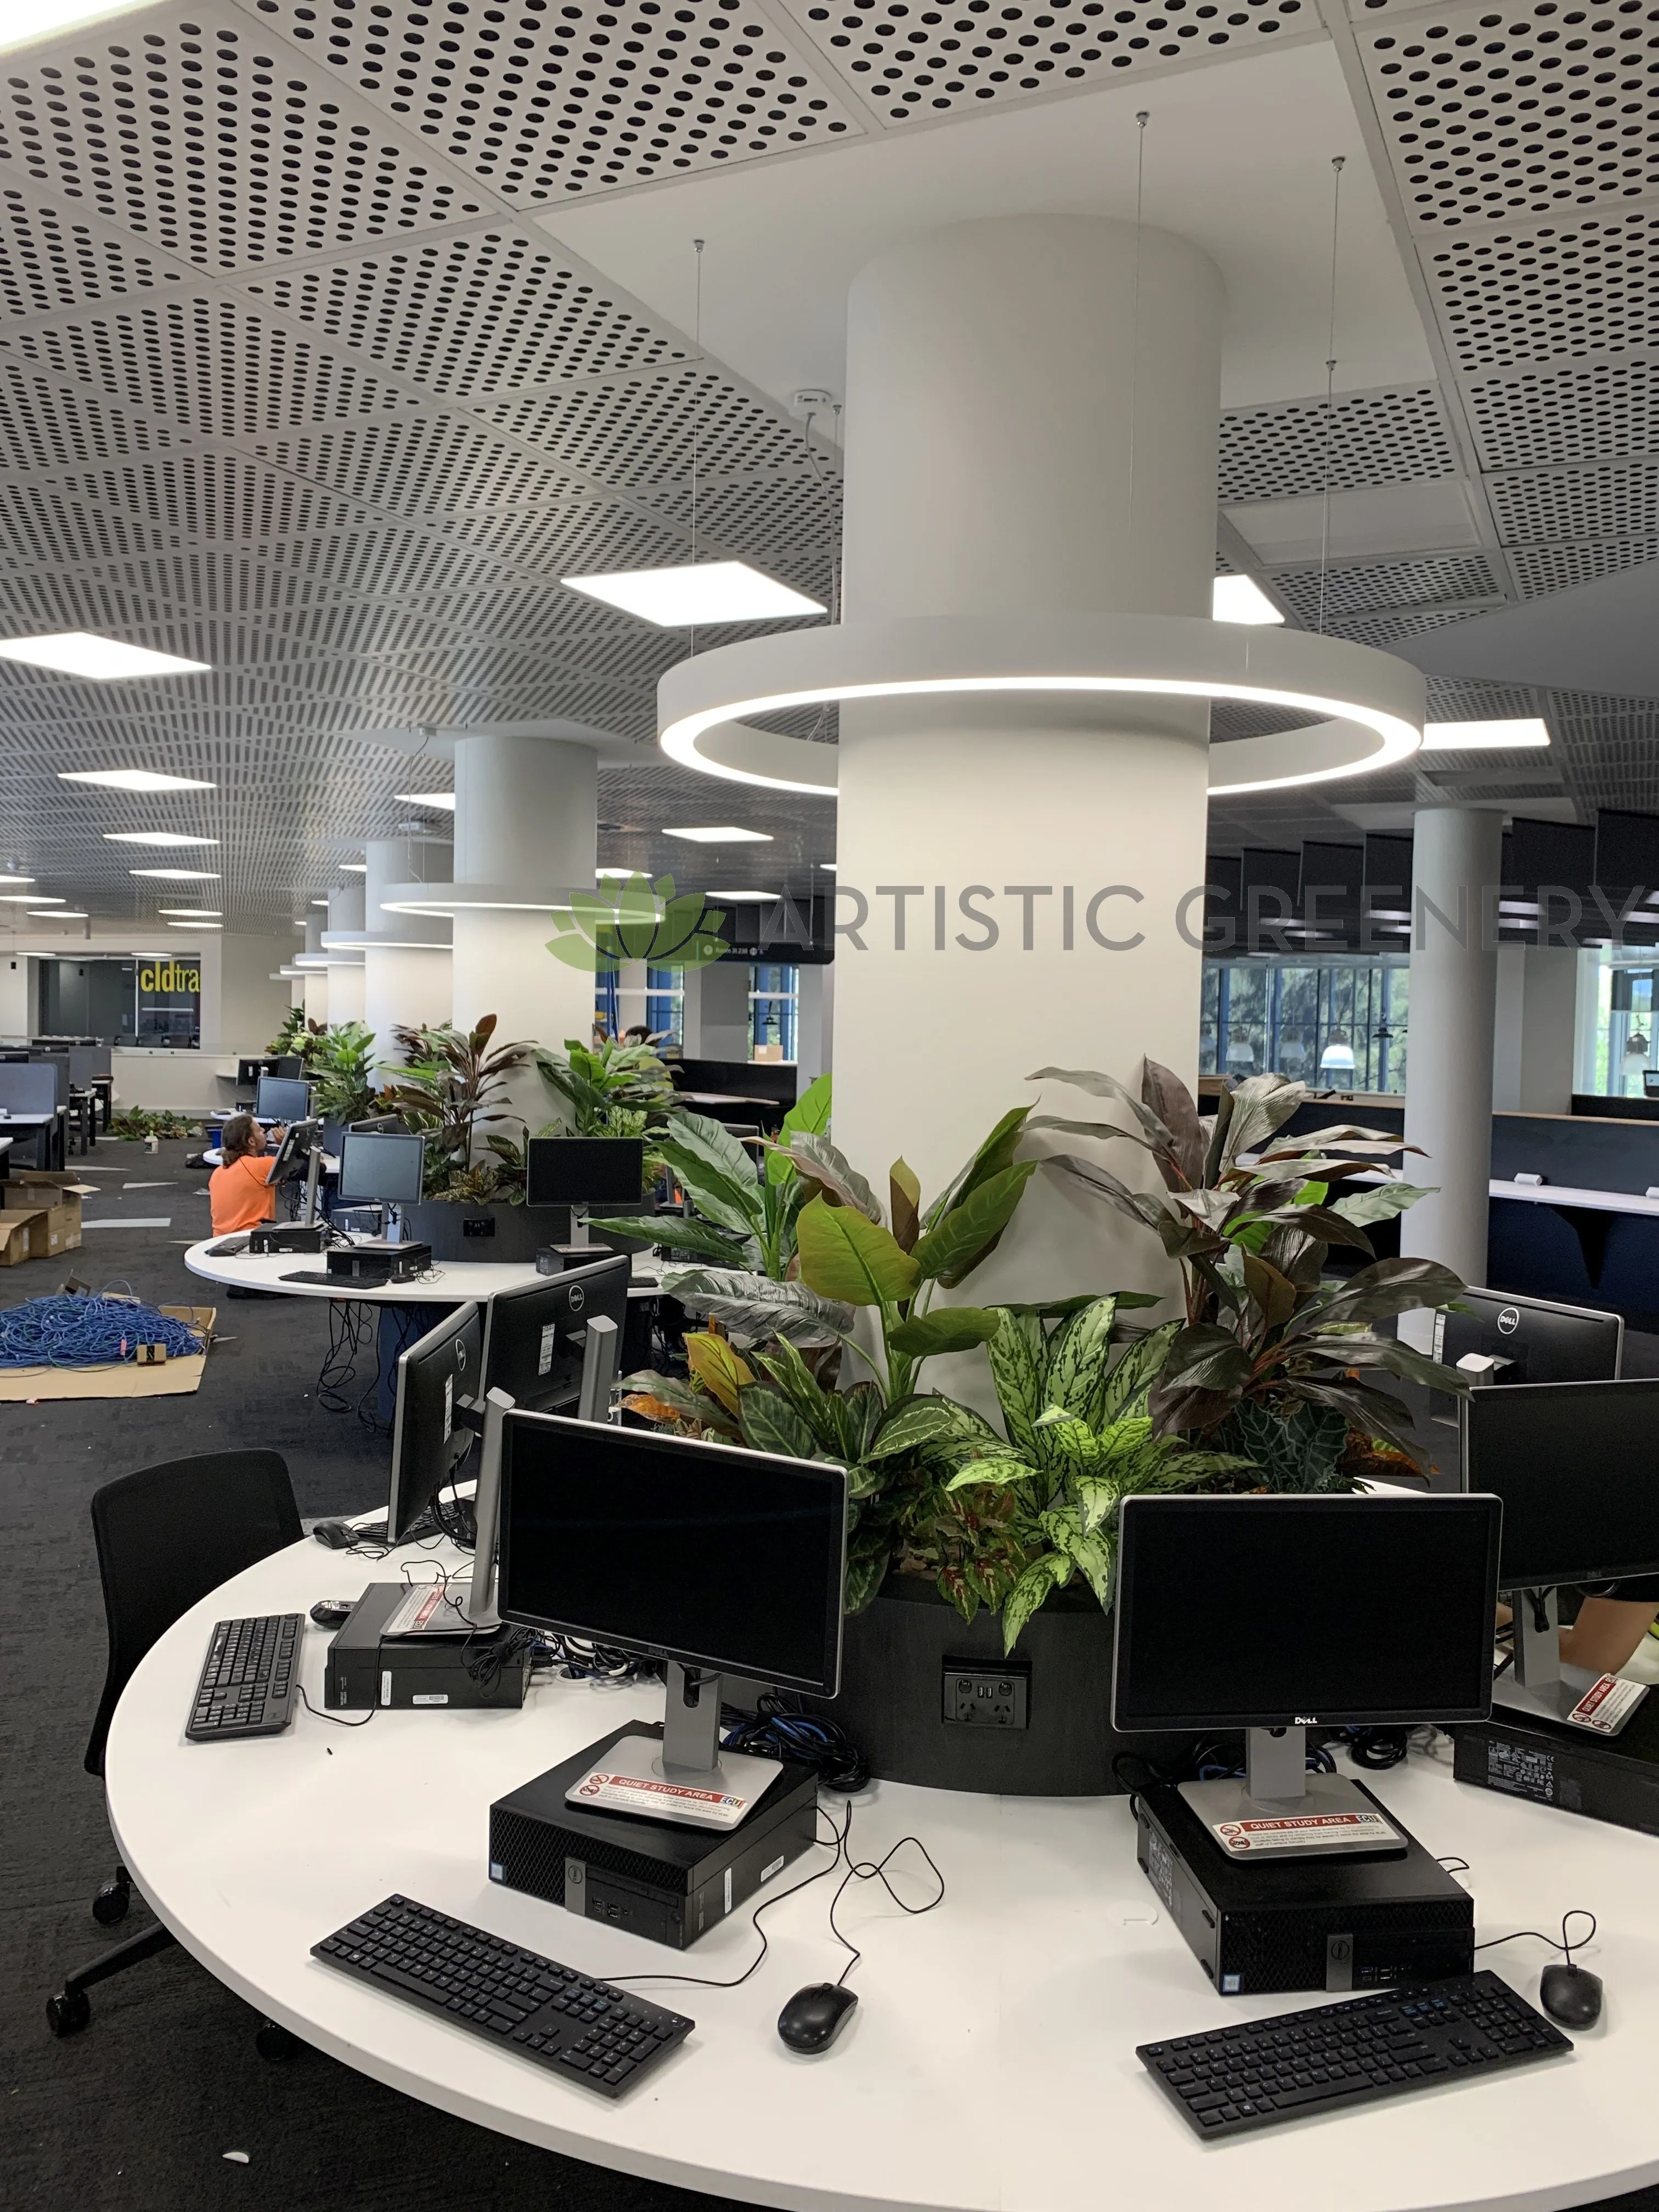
[47,1451,302,2049]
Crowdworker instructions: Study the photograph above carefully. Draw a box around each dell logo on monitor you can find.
[569,1285,586,1313]
[1295,1714,1319,1725]
[1497,1306,1521,1335]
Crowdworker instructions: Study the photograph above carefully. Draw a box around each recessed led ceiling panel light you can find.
[59,768,216,792]
[711,890,782,902]
[1212,577,1285,625]
[311,899,331,908]
[1421,718,1550,751]
[341,862,367,873]
[103,832,219,848]
[129,868,221,881]
[0,874,33,885]
[662,826,774,844]
[0,893,60,903]
[157,907,223,918]
[395,792,455,809]
[818,861,837,871]
[169,921,219,930]
[36,910,87,918]
[563,562,825,629]
[0,633,210,680]
[0,3,152,57]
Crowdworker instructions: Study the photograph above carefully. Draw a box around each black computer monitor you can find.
[1436,1286,1623,1386]
[498,1414,847,1696]
[349,1113,406,1136]
[267,1117,321,1182]
[1113,1494,1501,1733]
[1460,1378,1659,1589]
[255,1074,313,1124]
[479,1254,631,1413]
[338,1130,425,1205]
[525,1136,645,1208]
[387,1302,484,1543]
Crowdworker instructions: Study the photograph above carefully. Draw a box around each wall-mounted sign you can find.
[138,958,200,994]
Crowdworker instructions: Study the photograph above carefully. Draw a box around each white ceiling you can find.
[0,0,1652,931]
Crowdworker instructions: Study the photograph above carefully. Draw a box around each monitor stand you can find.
[563,1665,781,1833]
[1493,1585,1649,1737]
[1179,1726,1407,1861]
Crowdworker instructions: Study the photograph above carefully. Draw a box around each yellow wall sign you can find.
[139,960,200,994]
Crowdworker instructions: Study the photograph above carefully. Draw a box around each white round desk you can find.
[105,1536,1659,2212]
[183,1240,662,1305]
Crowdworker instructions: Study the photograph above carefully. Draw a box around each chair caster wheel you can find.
[92,1878,131,1926]
[255,2021,301,2062]
[47,1988,91,2038]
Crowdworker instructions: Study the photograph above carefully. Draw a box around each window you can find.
[1201,957,1409,1094]
[750,962,798,1063]
[646,965,683,1049]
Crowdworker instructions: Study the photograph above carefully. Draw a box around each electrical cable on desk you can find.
[298,1684,376,1729]
[721,1694,871,1793]
[533,1634,657,1684]
[827,1809,947,1988]
[1476,1909,1597,1966]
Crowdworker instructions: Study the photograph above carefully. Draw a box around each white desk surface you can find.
[106,1536,1659,2212]
[1489,1178,1659,1217]
[199,1149,340,1172]
[183,1239,661,1304]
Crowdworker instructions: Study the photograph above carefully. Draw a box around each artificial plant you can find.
[534,1035,680,1146]
[1030,1061,1468,1487]
[592,1075,832,1282]
[385,1015,537,1198]
[266,1005,312,1060]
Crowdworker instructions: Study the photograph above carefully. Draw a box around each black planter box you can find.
[804,1578,1198,1797]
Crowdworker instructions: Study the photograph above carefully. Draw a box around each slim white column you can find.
[450,733,597,1136]
[301,914,329,1027]
[796,961,833,1087]
[324,885,365,1025]
[363,836,452,1074]
[1401,806,1504,1290]
[833,216,1221,1304]
[1492,943,1577,1115]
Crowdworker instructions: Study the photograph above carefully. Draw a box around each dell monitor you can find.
[1113,1493,1501,1857]
[499,1413,848,1827]
[255,1074,313,1125]
[338,1130,426,1206]
[1435,1287,1623,1387]
[1462,1377,1659,1733]
[387,1302,484,1544]
[479,1252,630,1414]
[525,1136,645,1209]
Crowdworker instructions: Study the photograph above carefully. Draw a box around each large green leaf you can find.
[1043,1295,1121,1425]
[787,1131,882,1220]
[654,1138,761,1239]
[737,1383,827,1462]
[867,1394,999,1460]
[752,1335,843,1444]
[668,1111,761,1189]
[927,1105,1034,1228]
[1330,1181,1438,1227]
[911,1160,1038,1288]
[1299,1256,1466,1331]
[1027,1066,1171,1152]
[1099,1319,1182,1424]
[943,1454,1039,1492]
[768,1072,832,1186]
[889,1158,922,1253]
[594,1213,754,1266]
[1157,1322,1255,1396]
[1001,1551,1074,1654]
[987,1307,1045,1454]
[661,1267,855,1350]
[1033,1407,1104,1467]
[1036,1153,1167,1233]
[796,1194,920,1306]
[887,1306,1002,1358]
[1040,1517,1115,1607]
[844,1547,889,1615]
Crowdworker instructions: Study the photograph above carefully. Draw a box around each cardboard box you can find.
[7,1175,82,1256]
[0,1208,47,1266]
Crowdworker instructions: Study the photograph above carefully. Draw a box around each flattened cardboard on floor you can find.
[0,1304,216,1401]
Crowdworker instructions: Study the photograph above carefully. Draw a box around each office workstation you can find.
[14,3,1659,2207]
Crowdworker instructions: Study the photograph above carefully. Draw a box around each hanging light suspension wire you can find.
[690,235,705,658]
[1316,156,1346,637]
[1127,110,1149,543]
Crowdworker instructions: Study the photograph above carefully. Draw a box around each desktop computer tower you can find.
[489,1722,819,1950]
[1135,1781,1475,1996]
[1452,1707,1659,1837]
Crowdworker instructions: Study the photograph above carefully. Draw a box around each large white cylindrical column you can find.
[1401,806,1504,1292]
[324,885,366,1025]
[364,836,452,1075]
[833,215,1222,1305]
[450,734,597,1135]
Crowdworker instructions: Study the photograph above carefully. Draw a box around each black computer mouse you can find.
[777,1983,858,2054]
[1540,1962,1603,2028]
[310,1518,358,1550]
[309,1598,357,1629]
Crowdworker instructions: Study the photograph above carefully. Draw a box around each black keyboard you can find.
[186,1613,302,1740]
[1138,1971,1571,2138]
[206,1235,249,1256]
[312,1895,692,2098]
[280,1269,333,1285]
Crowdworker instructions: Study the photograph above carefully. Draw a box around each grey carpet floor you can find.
[3,1140,1656,2211]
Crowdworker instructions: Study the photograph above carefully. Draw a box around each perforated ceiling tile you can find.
[0,188,183,320]
[249,0,864,200]
[1268,550,1499,620]
[1323,604,1486,648]
[0,15,486,270]
[487,364,814,487]
[1489,461,1659,541]
[1508,537,1659,593]
[433,496,690,577]
[1430,208,1659,374]
[780,0,1316,121]
[255,414,586,517]
[1471,358,1659,470]
[1,297,416,439]
[1361,0,1659,231]
[1218,386,1457,500]
[240,231,689,397]
[641,467,841,593]
[0,358,170,474]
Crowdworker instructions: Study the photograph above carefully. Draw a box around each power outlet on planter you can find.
[943,1659,1030,1729]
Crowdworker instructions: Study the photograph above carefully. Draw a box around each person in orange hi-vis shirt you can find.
[209,1112,286,1234]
